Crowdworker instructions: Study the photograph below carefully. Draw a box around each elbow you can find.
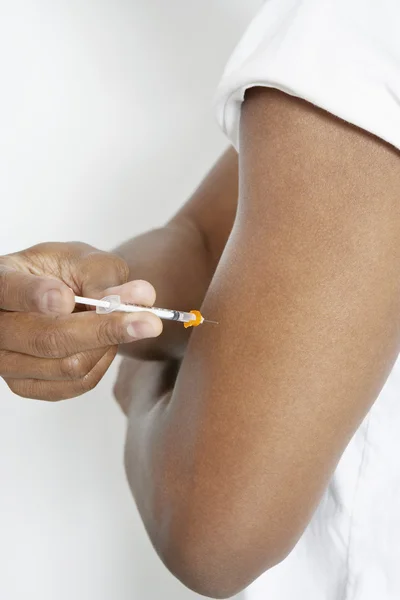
[154,522,293,598]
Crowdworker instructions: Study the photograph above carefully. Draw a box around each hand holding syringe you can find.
[74,295,218,328]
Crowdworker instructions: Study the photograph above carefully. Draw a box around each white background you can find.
[0,1,261,599]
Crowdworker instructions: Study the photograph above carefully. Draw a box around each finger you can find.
[4,347,117,401]
[77,251,130,298]
[0,265,75,314]
[0,347,110,380]
[103,280,157,307]
[0,309,163,358]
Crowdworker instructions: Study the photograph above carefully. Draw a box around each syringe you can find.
[74,295,218,328]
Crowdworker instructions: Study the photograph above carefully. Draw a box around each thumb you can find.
[0,265,75,314]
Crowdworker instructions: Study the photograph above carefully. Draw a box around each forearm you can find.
[114,147,238,359]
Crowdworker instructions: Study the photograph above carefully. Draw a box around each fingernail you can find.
[127,320,158,340]
[41,290,63,314]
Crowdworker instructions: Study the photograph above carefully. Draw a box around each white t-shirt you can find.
[215,2,400,599]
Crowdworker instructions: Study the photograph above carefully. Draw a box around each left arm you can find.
[120,89,400,598]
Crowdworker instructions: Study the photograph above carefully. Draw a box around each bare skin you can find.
[0,243,162,401]
[3,86,400,597]
[114,88,400,598]
[0,148,237,399]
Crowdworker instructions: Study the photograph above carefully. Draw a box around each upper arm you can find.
[148,89,400,596]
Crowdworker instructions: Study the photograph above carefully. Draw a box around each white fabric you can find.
[215,1,400,598]
[215,0,400,152]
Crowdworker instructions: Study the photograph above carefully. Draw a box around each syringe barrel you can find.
[149,308,196,323]
[107,301,196,323]
[75,295,197,323]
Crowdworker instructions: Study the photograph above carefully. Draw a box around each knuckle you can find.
[32,328,66,358]
[86,251,129,285]
[112,255,129,284]
[90,252,129,284]
[23,277,44,309]
[97,317,123,345]
[60,354,91,380]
